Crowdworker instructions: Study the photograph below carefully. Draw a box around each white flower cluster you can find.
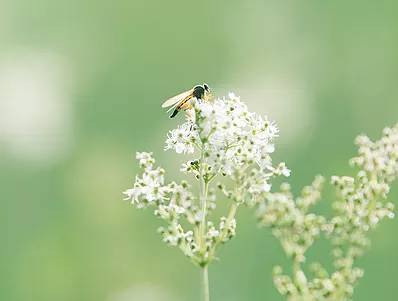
[123,152,168,208]
[257,123,397,301]
[257,177,325,263]
[125,93,288,267]
[329,123,397,269]
[195,93,279,174]
[350,123,398,182]
[272,263,364,301]
[165,93,287,189]
[164,122,199,154]
[124,153,201,257]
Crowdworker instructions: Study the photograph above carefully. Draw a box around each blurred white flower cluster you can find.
[257,176,325,264]
[256,123,398,301]
[125,93,288,267]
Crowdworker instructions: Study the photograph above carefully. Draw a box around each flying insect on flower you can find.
[161,83,211,119]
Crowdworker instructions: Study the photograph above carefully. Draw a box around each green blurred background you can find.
[2,1,398,300]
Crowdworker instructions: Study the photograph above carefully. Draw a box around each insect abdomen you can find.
[170,109,179,118]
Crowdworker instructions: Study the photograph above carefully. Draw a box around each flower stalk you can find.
[198,150,209,266]
[202,265,210,301]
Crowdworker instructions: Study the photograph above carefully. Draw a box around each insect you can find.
[161,83,211,119]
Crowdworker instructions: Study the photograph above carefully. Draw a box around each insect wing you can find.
[161,89,193,108]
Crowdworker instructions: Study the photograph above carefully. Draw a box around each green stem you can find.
[293,259,300,276]
[202,266,210,301]
[198,150,209,254]
[198,148,210,300]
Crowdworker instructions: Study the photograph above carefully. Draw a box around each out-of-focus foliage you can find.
[2,1,398,300]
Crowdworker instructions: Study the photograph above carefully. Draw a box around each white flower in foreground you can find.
[193,94,280,176]
[164,122,198,154]
[124,92,288,267]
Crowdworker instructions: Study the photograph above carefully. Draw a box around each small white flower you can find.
[165,122,198,154]
[136,152,154,168]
